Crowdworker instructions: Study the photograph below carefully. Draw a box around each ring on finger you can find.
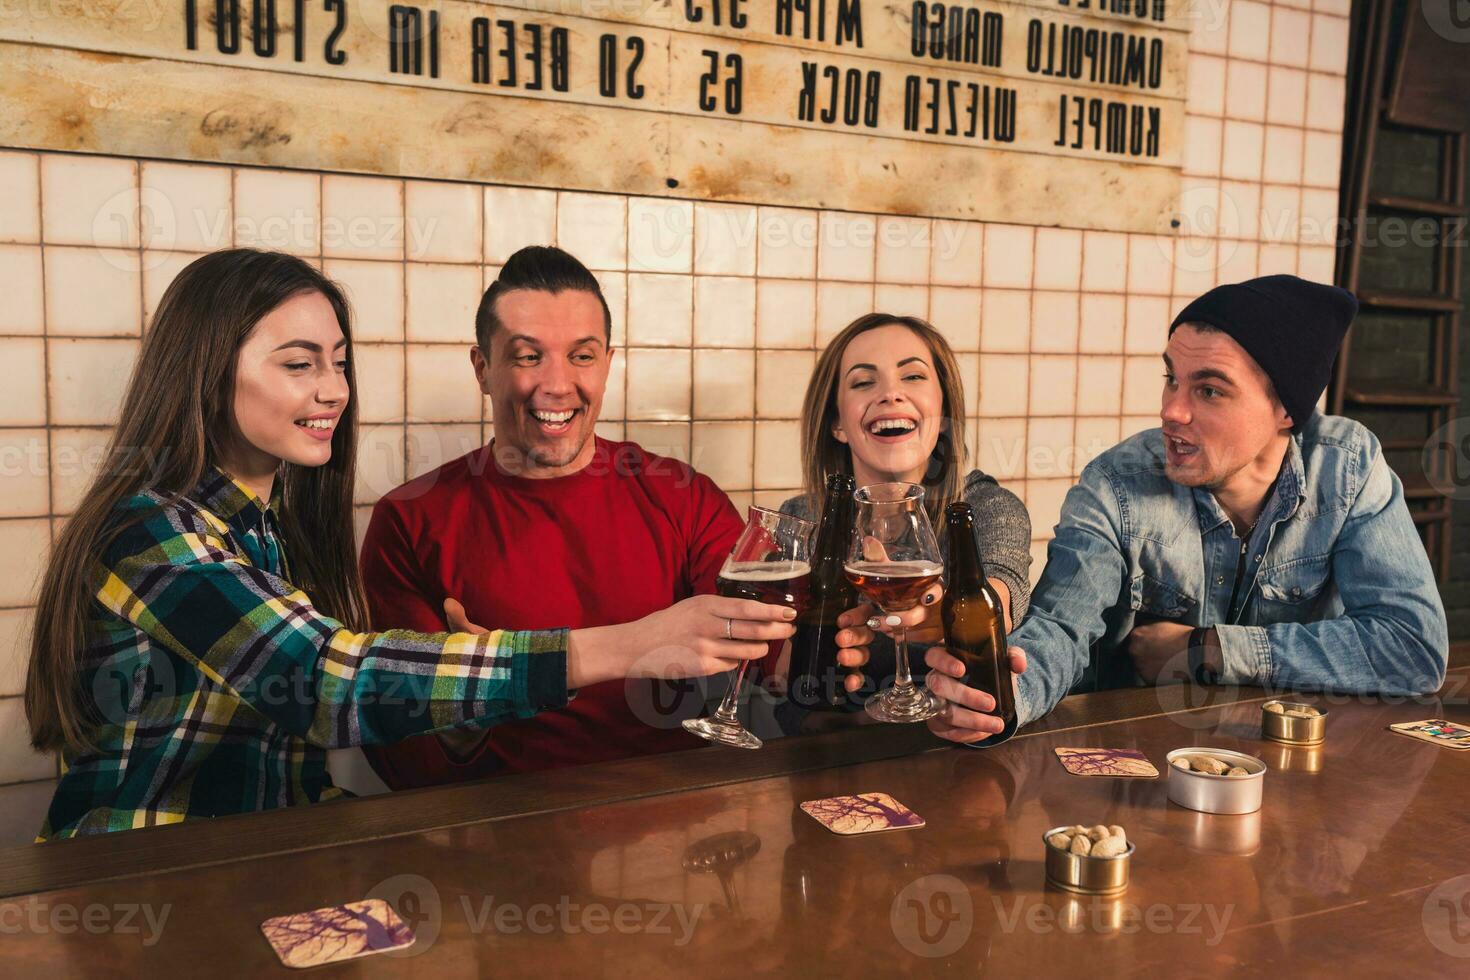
[725,617,734,641]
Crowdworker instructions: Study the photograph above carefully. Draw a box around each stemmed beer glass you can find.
[683,507,814,749]
[844,483,945,723]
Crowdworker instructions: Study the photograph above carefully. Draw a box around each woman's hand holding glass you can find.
[825,586,943,694]
[816,590,1025,742]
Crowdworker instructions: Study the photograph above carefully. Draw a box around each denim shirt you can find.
[1011,414,1448,729]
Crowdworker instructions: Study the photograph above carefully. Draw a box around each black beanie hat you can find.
[1168,274,1358,431]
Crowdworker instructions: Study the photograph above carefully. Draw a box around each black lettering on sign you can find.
[775,0,863,46]
[599,35,647,99]
[1061,0,1165,24]
[1053,93,1161,157]
[685,0,748,28]
[525,23,544,90]
[473,20,570,92]
[251,0,277,57]
[324,0,347,64]
[216,0,241,54]
[472,18,491,83]
[389,6,439,78]
[550,27,569,91]
[909,3,999,66]
[795,61,879,128]
[497,19,516,87]
[903,75,1015,142]
[698,50,743,114]
[985,12,1003,64]
[626,37,645,97]
[187,0,344,63]
[1026,19,1163,90]
[293,0,304,61]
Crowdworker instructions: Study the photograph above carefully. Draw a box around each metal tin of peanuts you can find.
[1261,700,1326,745]
[1043,828,1133,896]
[1166,748,1266,815]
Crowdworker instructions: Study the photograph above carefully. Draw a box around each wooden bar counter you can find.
[3,673,1469,975]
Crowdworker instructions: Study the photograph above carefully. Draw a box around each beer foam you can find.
[720,560,812,581]
[842,560,945,578]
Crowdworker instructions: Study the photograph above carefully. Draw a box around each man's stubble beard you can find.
[528,425,595,470]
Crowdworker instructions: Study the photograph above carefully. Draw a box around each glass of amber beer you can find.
[683,507,814,749]
[844,483,945,723]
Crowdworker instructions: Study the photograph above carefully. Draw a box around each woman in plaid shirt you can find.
[25,249,797,839]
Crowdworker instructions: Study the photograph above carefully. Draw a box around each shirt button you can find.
[1255,555,1262,562]
[1216,576,1224,585]
[1292,587,1301,596]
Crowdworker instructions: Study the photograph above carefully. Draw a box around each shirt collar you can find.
[193,466,280,533]
[1192,433,1305,534]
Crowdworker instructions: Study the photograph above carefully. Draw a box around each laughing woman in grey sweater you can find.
[779,314,1032,733]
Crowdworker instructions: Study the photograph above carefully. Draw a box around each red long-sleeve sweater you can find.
[359,438,744,787]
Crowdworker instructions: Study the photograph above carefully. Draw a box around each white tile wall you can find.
[406,181,482,263]
[322,176,404,261]
[0,0,1351,785]
[0,245,45,334]
[0,152,41,245]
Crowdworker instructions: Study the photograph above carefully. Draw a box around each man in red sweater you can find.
[360,246,747,785]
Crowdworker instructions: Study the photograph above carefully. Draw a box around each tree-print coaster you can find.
[1053,747,1160,778]
[261,898,415,968]
[800,792,926,835]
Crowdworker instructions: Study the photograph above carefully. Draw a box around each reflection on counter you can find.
[682,831,762,920]
[1257,741,1326,774]
[1175,807,1263,857]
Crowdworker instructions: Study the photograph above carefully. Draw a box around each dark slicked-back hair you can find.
[474,245,612,351]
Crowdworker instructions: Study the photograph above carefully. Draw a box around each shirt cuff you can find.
[1015,667,1044,728]
[1214,624,1270,685]
[960,671,1039,750]
[517,627,572,715]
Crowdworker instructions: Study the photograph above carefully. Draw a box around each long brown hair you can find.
[26,248,367,752]
[799,313,968,524]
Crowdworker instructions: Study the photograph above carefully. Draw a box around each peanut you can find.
[1264,702,1285,714]
[1189,755,1230,776]
[1226,766,1249,777]
[1049,823,1129,858]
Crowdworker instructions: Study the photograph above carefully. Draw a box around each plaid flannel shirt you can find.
[40,469,569,840]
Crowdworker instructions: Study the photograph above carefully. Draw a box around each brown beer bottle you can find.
[941,502,1017,740]
[788,474,857,711]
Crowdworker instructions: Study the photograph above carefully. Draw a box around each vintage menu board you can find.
[0,0,1187,229]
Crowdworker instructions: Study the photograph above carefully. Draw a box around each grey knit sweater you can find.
[778,469,1032,625]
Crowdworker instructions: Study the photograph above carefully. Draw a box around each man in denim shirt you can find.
[922,275,1448,744]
